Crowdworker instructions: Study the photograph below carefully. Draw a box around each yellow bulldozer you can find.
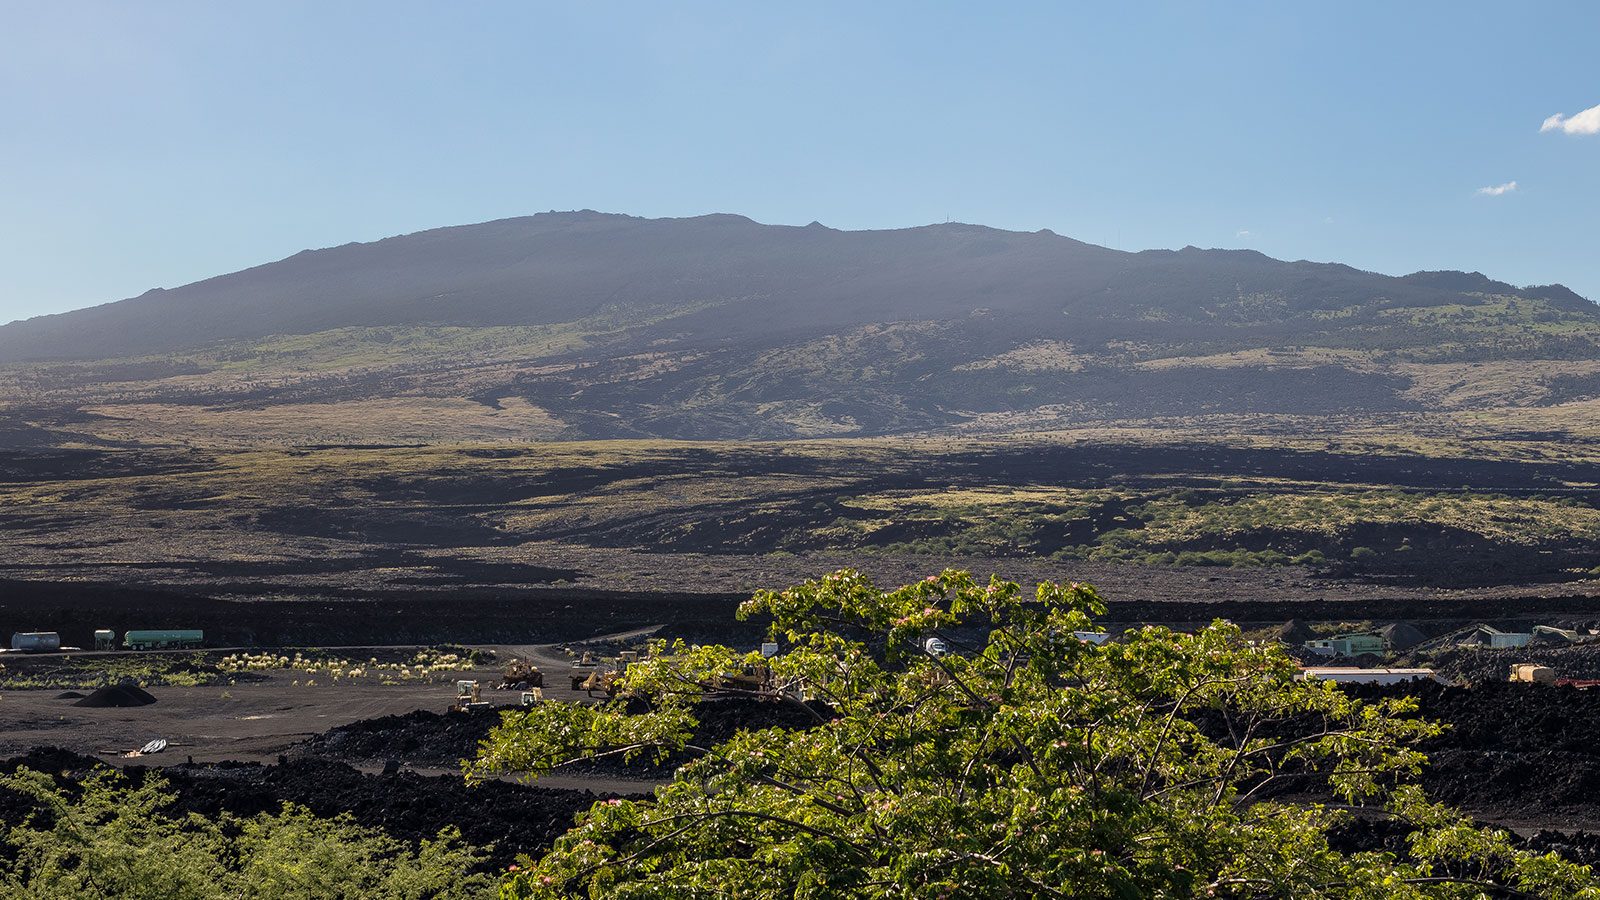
[712,662,773,694]
[501,660,544,688]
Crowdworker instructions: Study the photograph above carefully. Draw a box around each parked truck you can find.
[122,629,203,650]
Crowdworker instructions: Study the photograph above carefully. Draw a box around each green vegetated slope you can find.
[6,438,1600,588]
[3,212,1600,445]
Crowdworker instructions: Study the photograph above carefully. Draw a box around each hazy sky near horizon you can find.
[3,1,1598,325]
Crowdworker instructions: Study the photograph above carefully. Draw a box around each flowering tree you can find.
[473,569,1598,899]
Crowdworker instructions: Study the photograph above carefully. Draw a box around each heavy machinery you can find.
[451,680,493,712]
[1510,663,1556,684]
[581,667,623,696]
[713,662,773,693]
[565,649,656,695]
[569,651,598,689]
[501,660,544,689]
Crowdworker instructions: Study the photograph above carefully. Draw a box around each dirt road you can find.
[0,633,659,769]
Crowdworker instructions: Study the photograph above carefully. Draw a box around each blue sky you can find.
[3,1,1598,325]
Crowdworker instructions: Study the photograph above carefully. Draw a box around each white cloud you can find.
[1236,230,1252,238]
[1541,103,1600,134]
[1476,181,1517,196]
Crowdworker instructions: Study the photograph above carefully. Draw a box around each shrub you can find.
[0,769,495,899]
[474,570,1596,899]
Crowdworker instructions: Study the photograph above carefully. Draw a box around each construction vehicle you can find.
[714,661,773,693]
[581,667,625,696]
[451,679,493,712]
[501,660,544,689]
[1510,663,1556,684]
[569,651,599,689]
[520,688,543,706]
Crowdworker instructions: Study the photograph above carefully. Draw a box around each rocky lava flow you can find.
[199,685,1600,866]
[1345,680,1600,826]
[1238,679,1600,864]
[1410,643,1600,684]
[11,683,1600,870]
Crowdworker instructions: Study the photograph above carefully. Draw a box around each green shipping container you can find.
[122,629,204,650]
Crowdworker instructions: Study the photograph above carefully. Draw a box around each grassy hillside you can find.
[7,292,1600,446]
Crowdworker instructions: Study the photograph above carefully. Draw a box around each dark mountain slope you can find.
[1,212,1596,444]
[0,213,1127,361]
[5,211,1588,363]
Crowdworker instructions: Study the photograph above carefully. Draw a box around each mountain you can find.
[2,211,1597,445]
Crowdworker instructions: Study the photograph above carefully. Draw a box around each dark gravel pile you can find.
[0,747,632,872]
[304,707,508,768]
[73,684,157,708]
